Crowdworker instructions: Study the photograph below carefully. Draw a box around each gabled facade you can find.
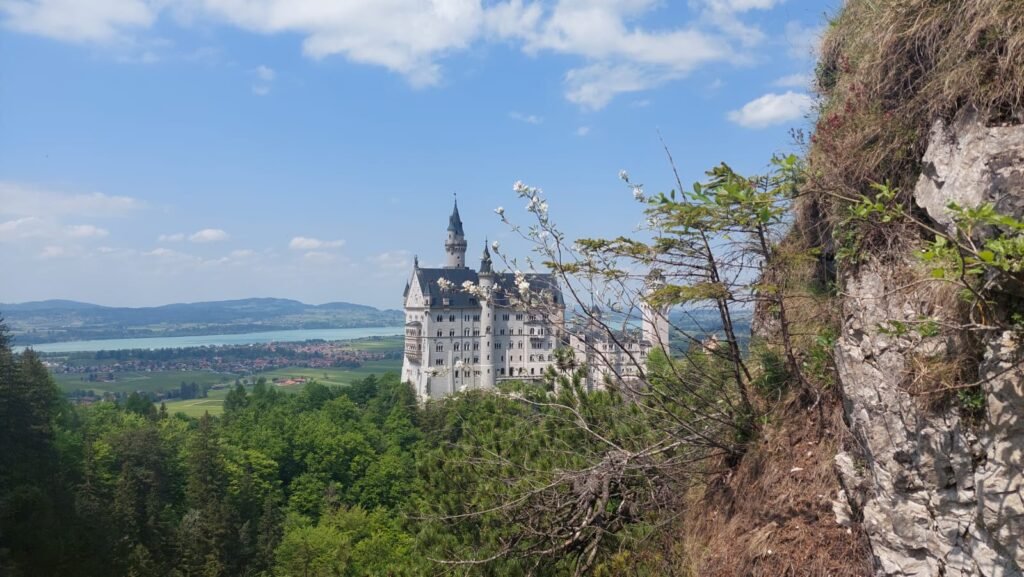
[401,201,565,400]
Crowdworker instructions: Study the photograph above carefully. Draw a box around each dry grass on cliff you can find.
[811,0,1024,222]
[675,395,873,577]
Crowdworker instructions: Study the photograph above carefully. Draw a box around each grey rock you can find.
[834,114,1024,576]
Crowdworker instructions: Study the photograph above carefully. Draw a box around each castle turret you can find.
[444,198,467,268]
[478,243,495,388]
[641,269,670,351]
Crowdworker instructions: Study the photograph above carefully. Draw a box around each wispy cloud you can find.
[727,91,814,128]
[252,64,275,95]
[189,228,229,243]
[0,181,142,217]
[65,224,109,238]
[508,111,543,125]
[773,72,812,88]
[158,232,185,242]
[576,125,590,137]
[289,236,344,250]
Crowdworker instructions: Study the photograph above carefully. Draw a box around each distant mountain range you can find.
[0,298,405,345]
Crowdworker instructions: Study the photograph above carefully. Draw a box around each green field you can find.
[55,370,235,394]
[252,359,401,389]
[163,388,231,418]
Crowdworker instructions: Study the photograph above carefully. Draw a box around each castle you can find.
[401,201,669,400]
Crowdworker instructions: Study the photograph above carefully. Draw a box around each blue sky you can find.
[0,0,833,310]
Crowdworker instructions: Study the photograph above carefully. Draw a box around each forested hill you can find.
[1,298,404,345]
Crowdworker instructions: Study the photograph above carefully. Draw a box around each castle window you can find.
[454,342,460,351]
[515,314,524,321]
[529,328,535,335]
[464,329,470,336]
[500,329,505,335]
[435,359,443,366]
[495,342,502,350]
[502,314,510,321]
[530,368,535,375]
[436,314,443,322]
[464,315,471,322]
[449,314,455,322]
[473,357,479,363]
[518,341,523,349]
[500,368,505,375]
[518,328,523,335]
[436,343,443,352]
[473,329,480,336]
[449,330,455,337]
[473,315,480,321]
[473,343,479,350]
[437,330,443,337]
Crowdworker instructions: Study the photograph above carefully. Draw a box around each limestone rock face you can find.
[915,110,1024,231]
[834,114,1024,576]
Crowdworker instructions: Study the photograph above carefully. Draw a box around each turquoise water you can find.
[24,326,404,354]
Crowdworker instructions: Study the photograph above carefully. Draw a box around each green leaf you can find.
[930,268,946,279]
[978,249,995,263]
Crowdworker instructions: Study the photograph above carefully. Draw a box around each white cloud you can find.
[255,64,274,81]
[2,1,790,108]
[564,62,669,110]
[229,249,255,258]
[773,72,812,88]
[576,125,590,136]
[783,21,823,60]
[0,216,44,240]
[368,250,412,270]
[39,245,71,259]
[302,250,335,263]
[289,236,344,250]
[189,228,229,242]
[65,224,109,238]
[727,91,813,128]
[252,64,275,95]
[508,111,542,124]
[145,247,179,257]
[158,232,185,242]
[1,0,158,43]
[0,181,142,217]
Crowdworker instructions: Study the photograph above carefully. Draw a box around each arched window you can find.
[454,342,460,351]
[449,314,455,322]
[436,343,443,352]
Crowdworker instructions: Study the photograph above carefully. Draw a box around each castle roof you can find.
[447,200,465,236]
[411,267,562,309]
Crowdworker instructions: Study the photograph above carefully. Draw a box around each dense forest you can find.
[0,318,683,577]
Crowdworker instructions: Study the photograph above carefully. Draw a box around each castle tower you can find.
[641,269,670,352]
[478,243,496,388]
[444,198,467,269]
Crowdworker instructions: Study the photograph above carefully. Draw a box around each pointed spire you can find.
[480,240,493,274]
[413,254,419,269]
[447,195,465,236]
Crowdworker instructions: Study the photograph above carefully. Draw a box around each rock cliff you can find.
[833,113,1024,576]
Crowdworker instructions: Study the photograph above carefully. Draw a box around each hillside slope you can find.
[1,298,404,345]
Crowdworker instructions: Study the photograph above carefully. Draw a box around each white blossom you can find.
[513,180,528,194]
[436,278,455,291]
[495,206,505,217]
[632,185,644,201]
[491,240,500,251]
[618,169,629,182]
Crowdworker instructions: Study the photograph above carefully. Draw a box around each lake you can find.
[24,326,405,354]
